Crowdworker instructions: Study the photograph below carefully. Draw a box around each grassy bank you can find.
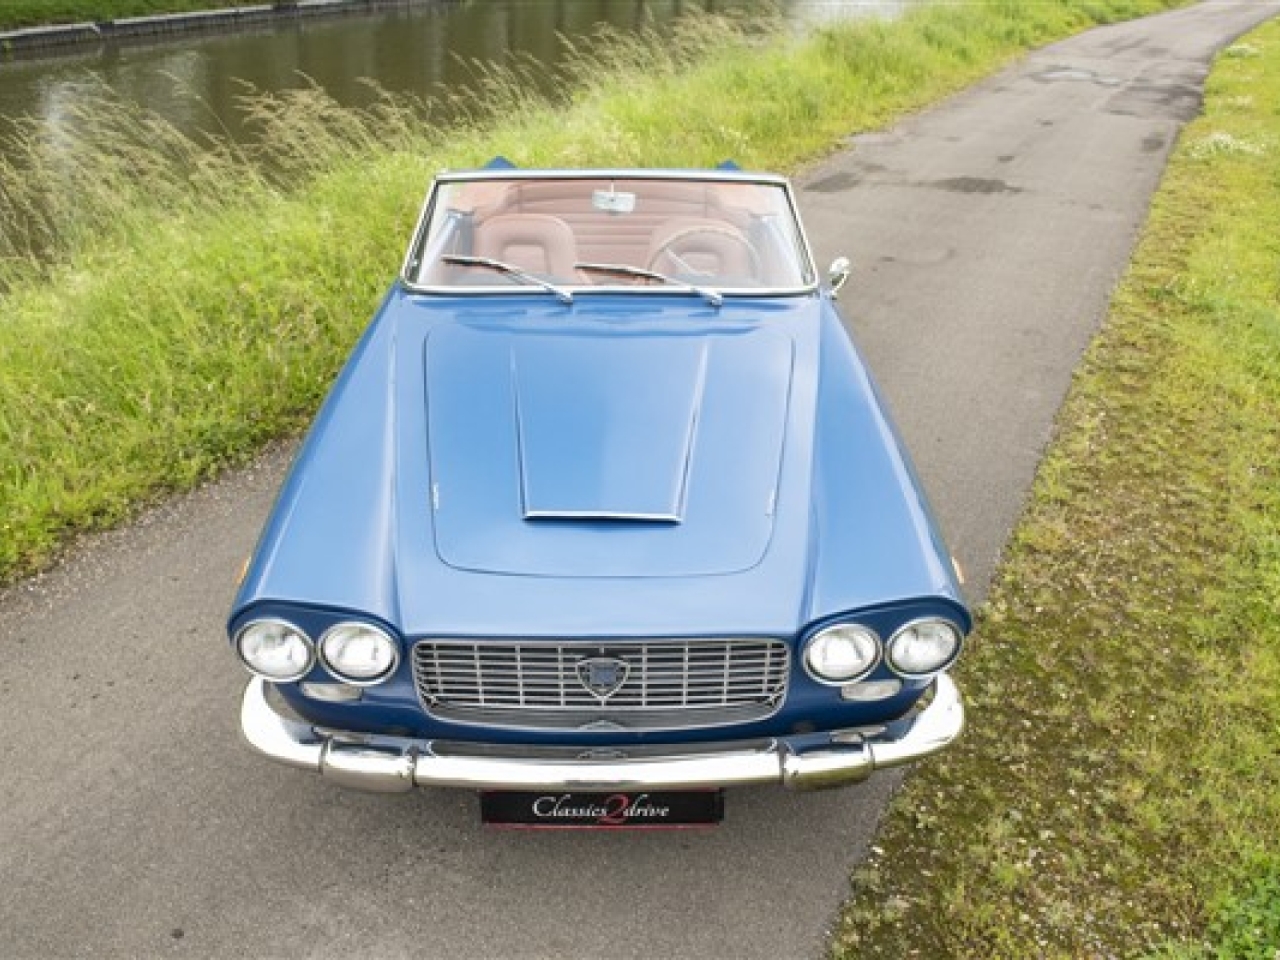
[0,0,1189,583]
[0,0,247,31]
[832,18,1280,960]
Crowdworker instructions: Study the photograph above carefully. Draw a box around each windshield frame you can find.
[399,169,820,299]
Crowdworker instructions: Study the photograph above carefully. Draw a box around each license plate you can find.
[480,790,724,829]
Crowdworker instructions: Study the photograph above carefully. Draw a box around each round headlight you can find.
[236,619,314,682]
[804,624,881,684]
[319,622,399,685]
[886,619,963,677]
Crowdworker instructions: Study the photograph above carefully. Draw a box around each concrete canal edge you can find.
[0,0,450,58]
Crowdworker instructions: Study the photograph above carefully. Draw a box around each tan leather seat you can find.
[473,213,578,279]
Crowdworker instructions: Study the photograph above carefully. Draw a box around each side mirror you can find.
[828,257,851,298]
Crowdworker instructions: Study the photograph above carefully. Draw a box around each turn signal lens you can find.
[886,619,963,677]
[804,624,881,684]
[840,679,903,702]
[320,623,399,685]
[236,620,314,682]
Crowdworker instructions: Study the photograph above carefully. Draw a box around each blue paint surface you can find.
[230,171,968,746]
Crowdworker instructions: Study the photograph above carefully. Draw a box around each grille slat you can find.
[411,638,789,732]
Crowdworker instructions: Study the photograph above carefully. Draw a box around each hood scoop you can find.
[424,319,794,579]
[512,336,708,523]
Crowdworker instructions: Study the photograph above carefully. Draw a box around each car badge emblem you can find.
[576,656,630,700]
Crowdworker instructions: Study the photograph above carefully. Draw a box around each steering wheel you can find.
[646,225,762,280]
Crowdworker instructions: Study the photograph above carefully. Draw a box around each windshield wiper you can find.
[574,262,723,308]
[442,254,573,305]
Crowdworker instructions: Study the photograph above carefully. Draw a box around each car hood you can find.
[234,291,961,639]
[425,319,792,577]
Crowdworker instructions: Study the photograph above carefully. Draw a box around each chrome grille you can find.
[411,638,790,731]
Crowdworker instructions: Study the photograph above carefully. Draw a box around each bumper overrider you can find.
[239,675,963,793]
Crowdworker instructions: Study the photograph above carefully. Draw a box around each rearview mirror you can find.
[592,187,636,215]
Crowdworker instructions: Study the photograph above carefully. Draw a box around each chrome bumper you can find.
[239,675,963,794]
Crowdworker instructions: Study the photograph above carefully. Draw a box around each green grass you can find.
[0,0,249,30]
[0,0,1187,580]
[830,20,1280,960]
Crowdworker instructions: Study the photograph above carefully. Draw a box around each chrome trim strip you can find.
[400,282,821,299]
[239,674,964,793]
[427,701,779,733]
[430,168,792,186]
[521,509,684,522]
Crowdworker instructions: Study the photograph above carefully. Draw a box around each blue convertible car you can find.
[230,163,967,826]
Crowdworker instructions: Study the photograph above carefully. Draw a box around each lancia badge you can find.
[575,656,630,700]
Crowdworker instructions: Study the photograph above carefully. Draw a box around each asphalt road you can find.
[1,4,1275,958]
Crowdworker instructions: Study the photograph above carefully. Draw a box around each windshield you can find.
[405,175,815,295]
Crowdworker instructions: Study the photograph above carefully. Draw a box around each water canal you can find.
[0,0,911,145]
